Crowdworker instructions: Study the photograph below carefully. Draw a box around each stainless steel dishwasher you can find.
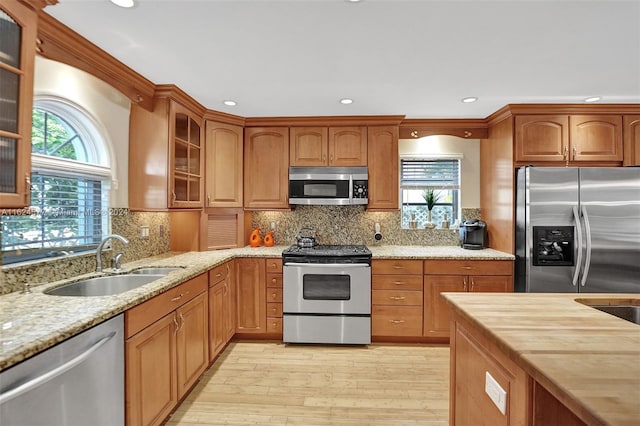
[0,314,124,426]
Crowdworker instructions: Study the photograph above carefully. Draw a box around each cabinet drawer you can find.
[126,273,208,338]
[267,302,283,318]
[372,274,423,290]
[266,317,283,334]
[208,262,230,286]
[372,259,423,275]
[424,259,513,276]
[372,306,423,336]
[372,290,423,306]
[266,273,283,288]
[267,288,283,303]
[265,258,283,273]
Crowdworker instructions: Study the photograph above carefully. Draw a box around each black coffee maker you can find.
[459,219,487,250]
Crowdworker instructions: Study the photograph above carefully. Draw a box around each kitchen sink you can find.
[45,274,165,297]
[130,267,183,275]
[591,305,640,325]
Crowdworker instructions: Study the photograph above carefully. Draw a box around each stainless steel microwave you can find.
[288,166,368,205]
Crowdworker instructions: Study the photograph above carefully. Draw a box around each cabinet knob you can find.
[272,278,277,284]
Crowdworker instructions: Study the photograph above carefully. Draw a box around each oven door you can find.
[283,263,371,315]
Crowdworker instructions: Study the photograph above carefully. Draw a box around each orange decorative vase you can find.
[264,231,275,247]
[249,227,262,247]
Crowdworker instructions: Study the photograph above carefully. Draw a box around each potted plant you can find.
[422,189,440,229]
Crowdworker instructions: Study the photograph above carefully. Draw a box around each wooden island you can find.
[443,293,640,426]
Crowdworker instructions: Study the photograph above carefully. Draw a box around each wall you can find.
[399,135,481,208]
[33,56,130,207]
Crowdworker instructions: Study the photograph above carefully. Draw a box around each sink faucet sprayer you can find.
[96,234,129,272]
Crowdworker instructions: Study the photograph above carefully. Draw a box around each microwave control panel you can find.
[352,180,368,199]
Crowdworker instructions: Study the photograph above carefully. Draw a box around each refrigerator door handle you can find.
[572,206,584,287]
[580,206,593,287]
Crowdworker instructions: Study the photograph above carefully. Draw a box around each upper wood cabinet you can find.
[367,125,399,210]
[243,127,289,209]
[0,0,36,208]
[623,115,640,166]
[205,121,243,207]
[129,96,204,210]
[290,126,367,166]
[515,114,623,165]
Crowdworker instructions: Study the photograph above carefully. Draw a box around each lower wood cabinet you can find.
[235,258,266,333]
[424,259,513,338]
[266,257,283,335]
[371,260,424,337]
[208,261,235,362]
[125,274,209,426]
[450,315,531,425]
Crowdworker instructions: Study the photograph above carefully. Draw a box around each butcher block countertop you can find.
[0,244,512,371]
[443,293,640,426]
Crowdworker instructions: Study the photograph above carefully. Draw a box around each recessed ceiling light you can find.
[340,98,354,105]
[223,100,237,106]
[110,0,134,8]
[584,96,601,103]
[461,97,478,103]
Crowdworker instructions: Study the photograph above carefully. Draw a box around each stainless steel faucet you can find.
[96,234,129,272]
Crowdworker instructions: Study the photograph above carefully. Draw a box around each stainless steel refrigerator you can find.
[515,166,640,293]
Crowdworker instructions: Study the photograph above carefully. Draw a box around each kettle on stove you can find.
[459,219,487,250]
[295,227,317,248]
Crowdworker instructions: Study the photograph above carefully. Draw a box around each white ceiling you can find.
[45,0,640,119]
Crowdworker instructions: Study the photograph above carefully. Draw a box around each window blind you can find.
[400,159,460,189]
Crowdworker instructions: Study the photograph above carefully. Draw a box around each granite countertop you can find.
[442,292,640,426]
[0,244,512,371]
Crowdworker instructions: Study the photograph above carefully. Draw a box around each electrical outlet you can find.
[485,371,507,415]
[140,226,150,239]
[158,224,165,237]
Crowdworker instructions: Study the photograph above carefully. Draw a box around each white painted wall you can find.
[399,135,480,208]
[33,56,131,208]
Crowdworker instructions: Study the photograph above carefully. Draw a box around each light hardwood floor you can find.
[166,341,450,425]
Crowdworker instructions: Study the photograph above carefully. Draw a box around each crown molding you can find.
[203,109,246,127]
[154,84,206,117]
[244,115,405,127]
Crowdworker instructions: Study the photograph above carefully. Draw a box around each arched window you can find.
[1,100,111,264]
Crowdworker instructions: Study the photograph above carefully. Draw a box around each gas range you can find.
[282,244,372,264]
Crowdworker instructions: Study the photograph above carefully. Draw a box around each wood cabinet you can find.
[243,127,289,209]
[205,121,243,207]
[0,0,36,208]
[367,125,399,210]
[371,260,423,337]
[125,274,209,426]
[129,94,204,210]
[265,258,283,335]
[450,315,531,425]
[515,114,623,165]
[289,126,367,167]
[208,261,236,362]
[623,115,640,166]
[423,260,513,338]
[235,257,267,333]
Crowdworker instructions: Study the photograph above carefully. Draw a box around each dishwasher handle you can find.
[0,332,116,405]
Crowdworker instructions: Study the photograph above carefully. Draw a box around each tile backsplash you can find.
[252,206,480,247]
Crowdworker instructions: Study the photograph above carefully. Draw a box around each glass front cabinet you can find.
[0,0,37,208]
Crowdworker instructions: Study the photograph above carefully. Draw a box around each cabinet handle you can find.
[462,266,472,270]
[271,278,277,284]
[573,146,577,160]
[564,146,570,166]
[389,296,406,301]
[271,293,278,299]
[173,316,179,334]
[392,265,404,269]
[392,281,406,285]
[171,294,183,302]
[178,312,185,331]
[470,278,475,292]
[215,272,222,278]
[463,277,468,291]
[389,319,405,324]
[207,194,211,205]
[171,191,177,203]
